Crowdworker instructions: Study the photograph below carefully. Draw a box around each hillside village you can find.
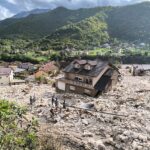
[1,59,150,87]
[0,61,59,85]
[0,59,150,150]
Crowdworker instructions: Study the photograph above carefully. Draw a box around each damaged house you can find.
[133,64,150,76]
[56,59,120,97]
[0,68,13,85]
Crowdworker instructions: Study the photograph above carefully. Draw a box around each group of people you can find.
[29,93,67,118]
[50,94,67,118]
[51,94,66,109]
[52,95,66,109]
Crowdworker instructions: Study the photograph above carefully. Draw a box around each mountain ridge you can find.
[0,2,150,48]
[0,6,107,39]
[12,8,51,19]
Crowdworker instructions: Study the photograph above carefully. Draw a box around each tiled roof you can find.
[74,60,97,66]
[87,60,97,66]
[74,60,87,65]
[64,59,111,77]
[19,63,33,69]
[39,62,58,73]
[0,68,12,76]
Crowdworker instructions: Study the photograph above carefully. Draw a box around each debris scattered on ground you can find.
[0,67,150,150]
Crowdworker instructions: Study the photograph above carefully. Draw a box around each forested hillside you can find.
[0,7,107,38]
[0,2,150,43]
[42,13,109,50]
[0,2,150,61]
[107,2,150,42]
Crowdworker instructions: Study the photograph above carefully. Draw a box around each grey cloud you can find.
[0,5,14,20]
[6,0,150,11]
[1,0,149,20]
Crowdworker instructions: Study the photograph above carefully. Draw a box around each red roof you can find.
[39,62,58,73]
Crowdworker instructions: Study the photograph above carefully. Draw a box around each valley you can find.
[0,1,150,150]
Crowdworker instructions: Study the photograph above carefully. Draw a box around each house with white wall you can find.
[0,68,14,85]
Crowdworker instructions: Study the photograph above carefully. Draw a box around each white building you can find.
[0,68,14,85]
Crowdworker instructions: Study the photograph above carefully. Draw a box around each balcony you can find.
[58,78,93,89]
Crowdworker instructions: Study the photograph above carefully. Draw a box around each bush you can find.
[0,100,38,150]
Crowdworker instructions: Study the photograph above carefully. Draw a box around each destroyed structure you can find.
[133,64,150,76]
[56,59,120,97]
[18,62,35,71]
[0,68,13,85]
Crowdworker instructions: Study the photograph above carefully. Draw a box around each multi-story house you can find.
[56,59,120,97]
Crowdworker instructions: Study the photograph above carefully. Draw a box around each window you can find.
[84,64,91,70]
[75,76,83,82]
[74,63,80,69]
[70,86,75,91]
[85,78,92,84]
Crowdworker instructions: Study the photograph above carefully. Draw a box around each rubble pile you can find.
[0,68,150,150]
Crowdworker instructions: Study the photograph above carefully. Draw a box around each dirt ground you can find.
[0,66,150,150]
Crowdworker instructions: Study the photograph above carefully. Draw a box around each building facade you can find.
[56,59,120,97]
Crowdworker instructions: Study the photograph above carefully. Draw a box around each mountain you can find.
[0,7,107,38]
[12,8,50,19]
[106,2,150,42]
[38,2,150,50]
[43,13,109,50]
[0,2,150,45]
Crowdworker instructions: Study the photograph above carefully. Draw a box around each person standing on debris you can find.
[63,99,66,109]
[52,94,55,106]
[50,108,54,118]
[55,97,58,108]
[33,94,36,103]
[29,96,34,111]
[30,96,33,105]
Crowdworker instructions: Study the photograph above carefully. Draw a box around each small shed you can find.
[0,68,13,85]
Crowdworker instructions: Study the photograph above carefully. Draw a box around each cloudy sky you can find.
[0,0,148,20]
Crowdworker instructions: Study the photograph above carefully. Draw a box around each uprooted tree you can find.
[0,100,38,150]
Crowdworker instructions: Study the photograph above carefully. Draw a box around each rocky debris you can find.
[82,119,89,126]
[79,103,95,110]
[0,67,150,150]
[82,131,93,137]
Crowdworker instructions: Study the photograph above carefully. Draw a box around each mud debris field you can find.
[0,67,150,150]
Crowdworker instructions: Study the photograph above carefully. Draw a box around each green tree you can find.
[0,100,38,150]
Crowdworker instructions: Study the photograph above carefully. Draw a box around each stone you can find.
[103,138,114,146]
[118,134,129,143]
[132,141,140,150]
[82,119,89,125]
[123,130,131,137]
[96,140,106,150]
[138,134,147,142]
[82,131,93,137]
